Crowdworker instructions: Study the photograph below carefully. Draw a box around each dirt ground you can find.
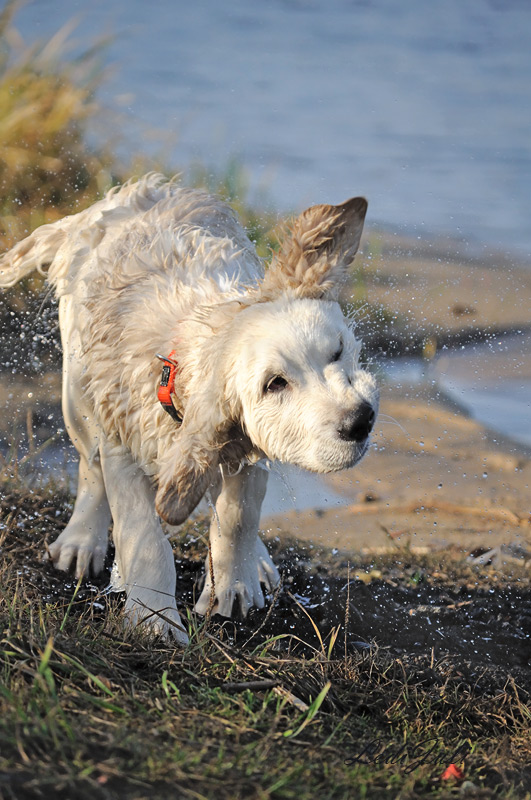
[3,479,531,799]
[3,474,531,693]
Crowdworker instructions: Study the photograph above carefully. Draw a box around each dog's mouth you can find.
[354,437,370,456]
[299,435,371,474]
[342,437,370,469]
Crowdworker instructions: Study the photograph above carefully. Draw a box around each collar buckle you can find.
[156,351,183,425]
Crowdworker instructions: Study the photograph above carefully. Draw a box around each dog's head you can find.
[226,295,378,473]
[156,196,378,524]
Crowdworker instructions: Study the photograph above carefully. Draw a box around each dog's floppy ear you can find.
[155,399,226,526]
[154,320,242,526]
[262,197,367,300]
[155,450,216,527]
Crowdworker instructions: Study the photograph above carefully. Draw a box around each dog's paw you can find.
[46,526,108,578]
[194,538,280,618]
[256,537,281,590]
[123,594,189,645]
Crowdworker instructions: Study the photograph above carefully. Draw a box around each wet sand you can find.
[358,237,531,340]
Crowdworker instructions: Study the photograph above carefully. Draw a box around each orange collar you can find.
[156,351,183,424]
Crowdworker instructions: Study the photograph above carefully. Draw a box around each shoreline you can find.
[383,330,531,448]
[262,377,531,559]
[353,230,531,359]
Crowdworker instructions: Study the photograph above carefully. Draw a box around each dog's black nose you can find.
[338,402,376,443]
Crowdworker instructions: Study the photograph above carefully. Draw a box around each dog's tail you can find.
[0,219,71,289]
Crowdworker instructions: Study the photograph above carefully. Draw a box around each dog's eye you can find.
[265,376,288,393]
[331,342,343,362]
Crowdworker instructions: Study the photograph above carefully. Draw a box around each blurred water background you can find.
[14,0,531,261]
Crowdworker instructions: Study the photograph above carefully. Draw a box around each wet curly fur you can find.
[0,174,378,643]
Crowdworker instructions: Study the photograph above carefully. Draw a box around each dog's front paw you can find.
[194,538,280,618]
[123,593,189,645]
[46,525,108,578]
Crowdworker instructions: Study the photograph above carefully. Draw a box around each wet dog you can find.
[0,175,378,643]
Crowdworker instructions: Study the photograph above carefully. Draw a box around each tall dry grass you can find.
[0,1,115,253]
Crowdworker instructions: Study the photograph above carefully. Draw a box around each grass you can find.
[1,477,530,800]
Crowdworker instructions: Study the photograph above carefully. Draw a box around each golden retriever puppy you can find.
[0,175,378,643]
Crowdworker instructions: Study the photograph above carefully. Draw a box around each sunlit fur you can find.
[0,174,378,643]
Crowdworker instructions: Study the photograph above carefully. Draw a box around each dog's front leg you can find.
[99,439,188,644]
[195,464,280,618]
[47,450,111,577]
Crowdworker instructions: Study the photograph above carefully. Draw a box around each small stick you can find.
[222,679,278,693]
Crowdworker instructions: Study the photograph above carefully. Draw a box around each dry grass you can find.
[0,1,114,253]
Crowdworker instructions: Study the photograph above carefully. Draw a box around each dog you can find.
[0,174,379,644]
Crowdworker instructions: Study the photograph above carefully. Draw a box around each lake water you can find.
[384,333,531,449]
[14,0,531,260]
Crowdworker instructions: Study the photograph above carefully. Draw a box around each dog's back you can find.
[0,174,262,295]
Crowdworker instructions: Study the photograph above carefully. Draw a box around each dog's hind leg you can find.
[47,300,111,577]
[194,464,280,618]
[99,438,188,645]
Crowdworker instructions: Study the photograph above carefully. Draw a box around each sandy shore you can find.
[263,379,531,559]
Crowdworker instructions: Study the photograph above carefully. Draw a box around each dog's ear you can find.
[155,303,250,526]
[155,446,216,526]
[155,404,226,526]
[154,333,240,526]
[262,197,367,300]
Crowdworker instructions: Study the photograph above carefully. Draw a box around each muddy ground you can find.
[3,473,530,698]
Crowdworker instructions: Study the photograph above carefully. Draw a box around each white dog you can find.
[0,174,378,644]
